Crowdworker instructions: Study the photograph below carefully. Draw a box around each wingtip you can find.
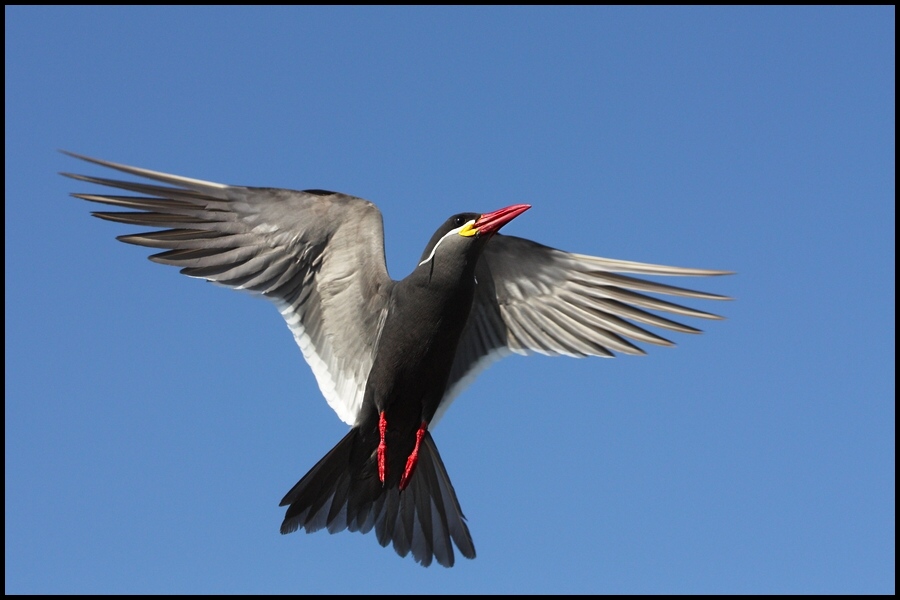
[704,292,735,302]
[56,148,102,179]
[60,150,230,190]
[60,150,133,176]
[59,149,102,165]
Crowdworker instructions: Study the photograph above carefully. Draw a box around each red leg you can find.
[377,411,388,484]
[399,422,427,491]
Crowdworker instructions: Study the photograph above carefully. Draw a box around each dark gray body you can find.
[360,264,478,480]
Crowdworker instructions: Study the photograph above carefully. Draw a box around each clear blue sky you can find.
[5,6,894,594]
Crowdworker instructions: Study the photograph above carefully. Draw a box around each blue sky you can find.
[5,6,894,594]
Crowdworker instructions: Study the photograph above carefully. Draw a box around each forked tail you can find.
[279,428,476,567]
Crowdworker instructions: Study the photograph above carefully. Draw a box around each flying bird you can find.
[62,151,731,568]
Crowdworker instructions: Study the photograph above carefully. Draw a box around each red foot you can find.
[377,412,388,484]
[399,422,427,491]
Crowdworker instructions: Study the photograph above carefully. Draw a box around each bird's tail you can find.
[279,428,476,567]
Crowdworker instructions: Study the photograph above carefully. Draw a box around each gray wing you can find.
[433,234,732,425]
[62,152,393,425]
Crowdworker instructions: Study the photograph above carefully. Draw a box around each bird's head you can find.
[417,204,531,268]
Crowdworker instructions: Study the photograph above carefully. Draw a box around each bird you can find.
[62,151,731,568]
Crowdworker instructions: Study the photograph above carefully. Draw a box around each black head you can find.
[417,205,531,266]
[418,212,481,265]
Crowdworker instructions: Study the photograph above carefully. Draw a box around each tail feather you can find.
[422,432,476,561]
[374,488,400,552]
[412,471,436,563]
[415,435,455,565]
[325,468,352,534]
[280,428,475,567]
[354,492,384,534]
[279,428,356,534]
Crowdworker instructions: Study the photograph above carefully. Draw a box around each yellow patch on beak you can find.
[458,220,478,237]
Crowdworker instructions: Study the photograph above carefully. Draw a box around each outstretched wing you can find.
[62,152,393,425]
[434,234,732,424]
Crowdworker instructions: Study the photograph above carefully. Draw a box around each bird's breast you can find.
[364,280,476,425]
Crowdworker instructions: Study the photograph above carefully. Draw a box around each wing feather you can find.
[435,234,731,425]
[64,152,392,425]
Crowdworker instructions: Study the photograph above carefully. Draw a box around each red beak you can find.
[474,204,531,236]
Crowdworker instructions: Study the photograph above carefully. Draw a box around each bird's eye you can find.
[455,216,465,226]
